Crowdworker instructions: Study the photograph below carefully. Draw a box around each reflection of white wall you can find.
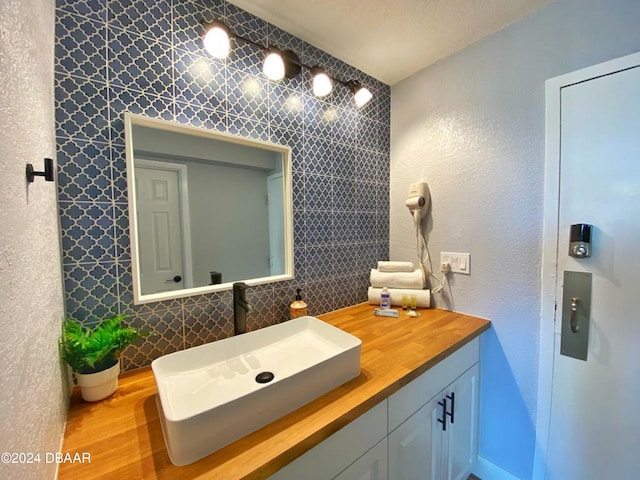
[187,163,271,285]
[133,125,281,170]
[0,1,67,478]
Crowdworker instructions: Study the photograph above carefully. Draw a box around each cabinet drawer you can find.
[269,400,387,480]
[388,338,479,432]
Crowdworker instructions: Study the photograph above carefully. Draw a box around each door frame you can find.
[135,158,194,292]
[534,50,640,479]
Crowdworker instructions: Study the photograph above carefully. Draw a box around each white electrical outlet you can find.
[440,252,470,275]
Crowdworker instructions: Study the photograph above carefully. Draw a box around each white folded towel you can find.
[368,287,431,308]
[377,261,415,273]
[370,268,424,289]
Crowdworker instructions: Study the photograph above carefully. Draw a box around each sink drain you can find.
[255,371,275,384]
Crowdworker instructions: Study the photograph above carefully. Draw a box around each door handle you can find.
[446,392,455,424]
[570,296,579,332]
[166,275,182,283]
[437,398,448,431]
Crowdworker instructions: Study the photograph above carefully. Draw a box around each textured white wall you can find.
[390,0,640,478]
[0,1,68,479]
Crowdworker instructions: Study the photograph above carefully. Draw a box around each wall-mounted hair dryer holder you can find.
[406,182,430,220]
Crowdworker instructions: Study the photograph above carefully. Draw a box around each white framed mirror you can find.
[124,113,294,304]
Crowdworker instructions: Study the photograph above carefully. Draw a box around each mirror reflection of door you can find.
[136,160,191,294]
[267,172,285,276]
[125,113,294,304]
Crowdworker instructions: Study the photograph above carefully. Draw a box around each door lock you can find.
[561,271,592,361]
[569,224,592,258]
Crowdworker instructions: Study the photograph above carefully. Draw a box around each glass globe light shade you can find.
[203,24,230,59]
[263,50,285,81]
[354,85,373,107]
[312,69,333,97]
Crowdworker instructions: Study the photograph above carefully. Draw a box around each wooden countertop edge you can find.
[59,304,491,480]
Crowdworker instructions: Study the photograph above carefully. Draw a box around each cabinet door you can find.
[441,364,479,480]
[334,438,388,480]
[389,395,443,480]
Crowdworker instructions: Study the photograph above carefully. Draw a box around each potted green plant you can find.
[59,314,146,402]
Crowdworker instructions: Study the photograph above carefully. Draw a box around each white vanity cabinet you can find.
[269,400,388,480]
[388,339,479,480]
[333,438,388,480]
[269,338,480,480]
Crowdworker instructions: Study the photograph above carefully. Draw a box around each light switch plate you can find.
[440,252,470,274]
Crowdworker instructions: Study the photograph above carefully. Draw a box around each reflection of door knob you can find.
[166,275,182,283]
[570,296,580,332]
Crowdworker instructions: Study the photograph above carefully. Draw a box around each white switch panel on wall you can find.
[441,252,471,274]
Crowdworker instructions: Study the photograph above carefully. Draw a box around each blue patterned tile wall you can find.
[55,0,390,370]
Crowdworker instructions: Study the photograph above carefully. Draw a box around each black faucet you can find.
[232,282,253,335]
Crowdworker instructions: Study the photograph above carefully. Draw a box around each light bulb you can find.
[263,50,285,81]
[312,68,333,97]
[353,85,373,107]
[203,23,230,59]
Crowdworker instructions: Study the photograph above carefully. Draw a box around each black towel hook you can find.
[26,158,54,183]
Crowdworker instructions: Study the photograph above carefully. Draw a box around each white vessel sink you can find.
[151,315,362,466]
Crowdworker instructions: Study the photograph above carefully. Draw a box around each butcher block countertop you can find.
[58,303,490,479]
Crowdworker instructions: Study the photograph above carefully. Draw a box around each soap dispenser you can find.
[290,288,308,319]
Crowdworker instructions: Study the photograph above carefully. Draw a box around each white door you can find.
[136,165,185,294]
[545,61,640,479]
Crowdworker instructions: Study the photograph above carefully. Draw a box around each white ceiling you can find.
[228,0,553,85]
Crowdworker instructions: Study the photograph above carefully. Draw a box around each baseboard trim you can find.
[474,456,522,480]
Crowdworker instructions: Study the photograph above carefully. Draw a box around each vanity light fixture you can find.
[349,81,373,108]
[263,48,286,81]
[311,67,333,97]
[202,20,231,59]
[281,49,302,79]
[199,19,373,107]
